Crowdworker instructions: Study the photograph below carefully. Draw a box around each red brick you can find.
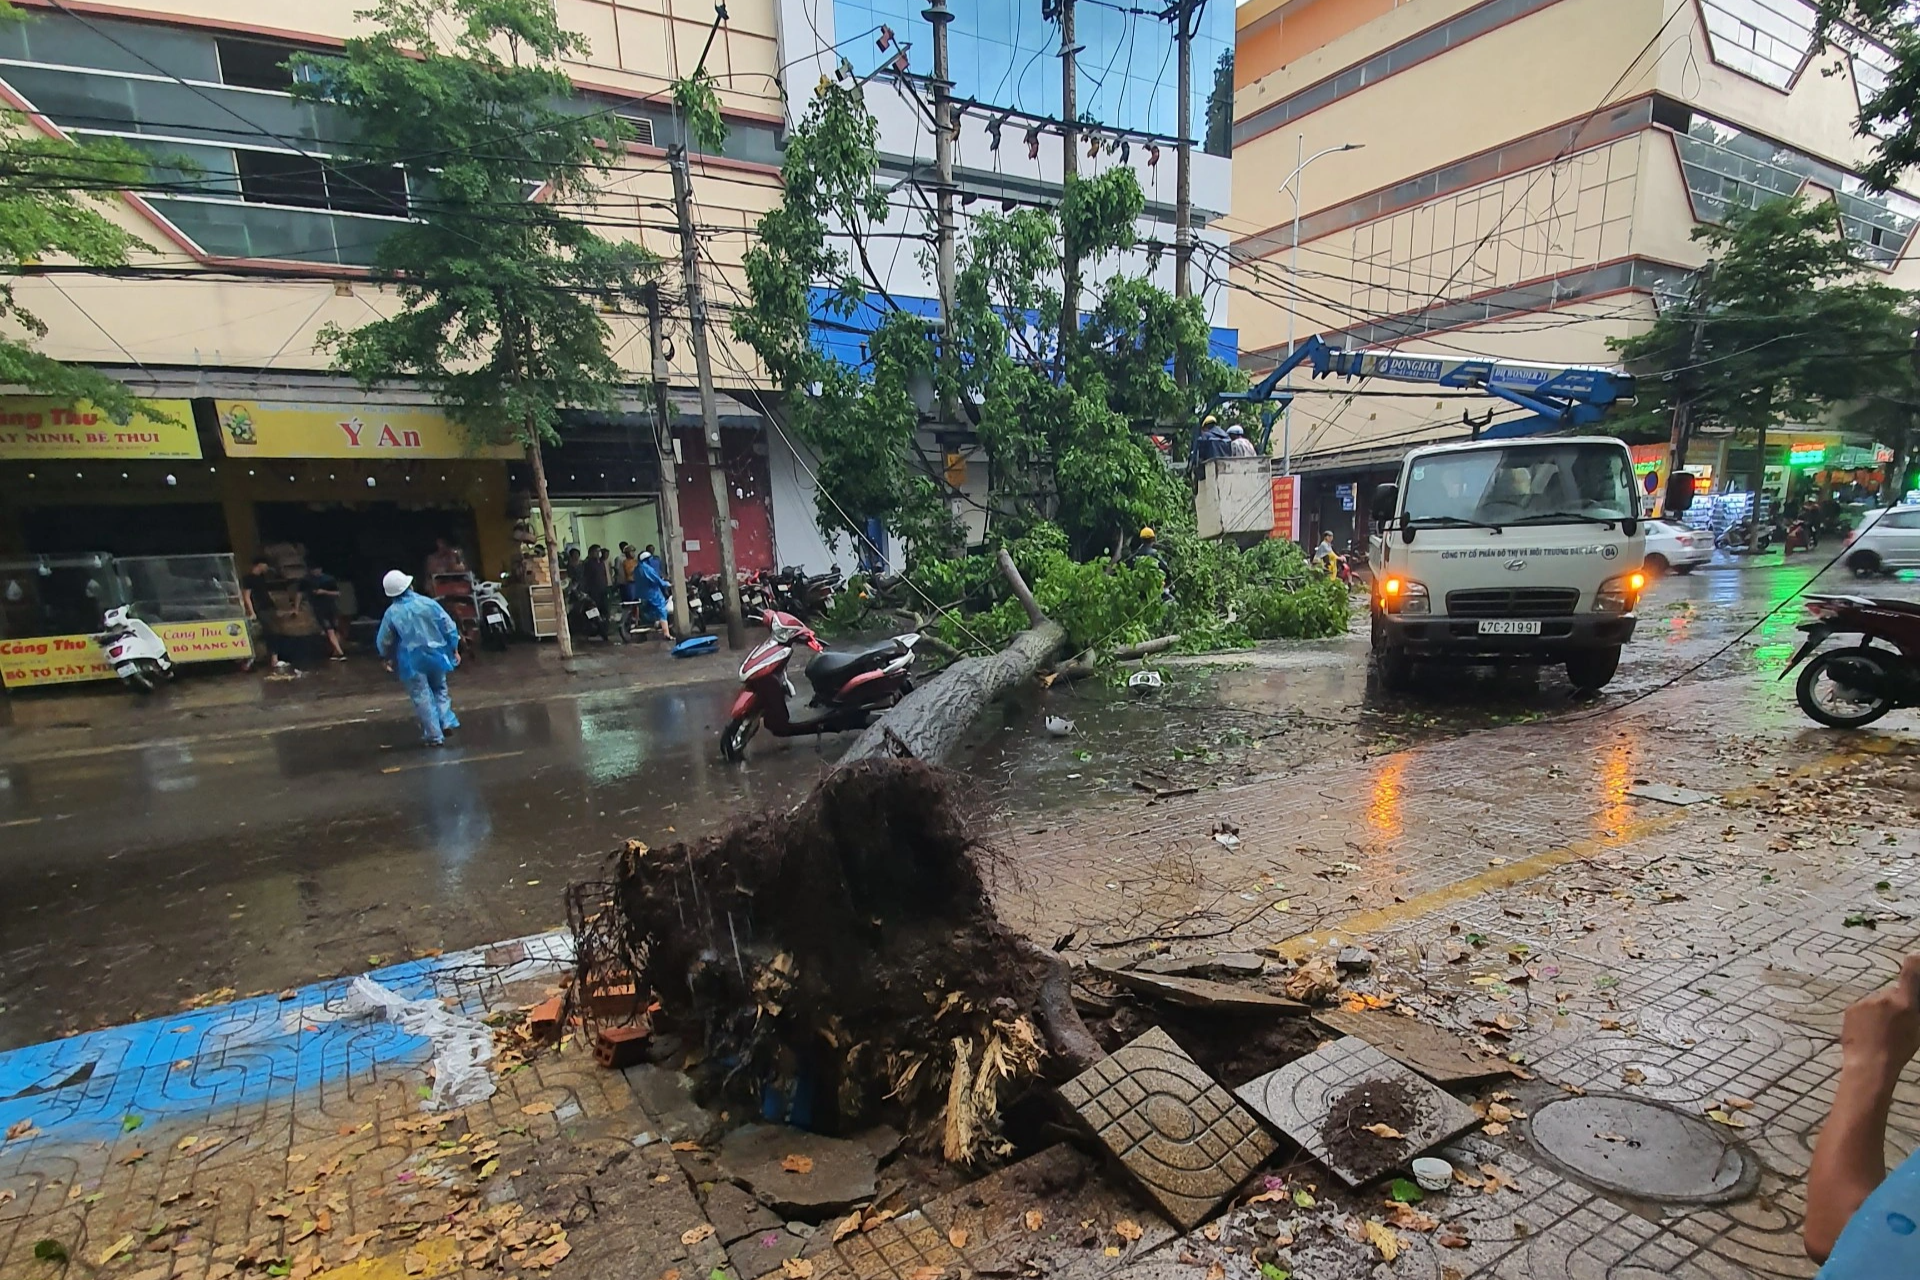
[593,1024,650,1069]
[527,996,564,1041]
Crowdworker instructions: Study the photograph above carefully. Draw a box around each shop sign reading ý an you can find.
[0,617,251,688]
[214,400,521,460]
[0,397,199,460]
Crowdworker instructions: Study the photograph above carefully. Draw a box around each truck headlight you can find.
[1382,577,1429,616]
[1595,571,1645,614]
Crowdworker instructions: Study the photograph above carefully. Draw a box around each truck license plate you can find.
[1478,619,1541,635]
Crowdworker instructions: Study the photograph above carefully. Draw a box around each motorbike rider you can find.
[1312,531,1341,577]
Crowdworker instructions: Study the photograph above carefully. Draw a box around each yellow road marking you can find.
[311,1237,460,1280]
[0,816,42,828]
[380,749,524,775]
[1270,743,1898,959]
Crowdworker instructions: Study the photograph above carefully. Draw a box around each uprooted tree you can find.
[608,757,1100,1164]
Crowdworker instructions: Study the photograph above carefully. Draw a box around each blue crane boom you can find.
[1216,335,1636,440]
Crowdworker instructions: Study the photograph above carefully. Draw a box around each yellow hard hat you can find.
[1201,415,1218,427]
[1139,526,1156,540]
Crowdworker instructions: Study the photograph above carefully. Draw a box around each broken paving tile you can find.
[1131,952,1267,978]
[1057,1026,1277,1229]
[1090,962,1306,1015]
[821,1209,964,1280]
[1234,1036,1479,1187]
[1311,1009,1514,1086]
[718,1125,878,1217]
[706,1180,784,1245]
[726,1225,806,1279]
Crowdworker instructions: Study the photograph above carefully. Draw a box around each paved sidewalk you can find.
[5,668,1917,1280]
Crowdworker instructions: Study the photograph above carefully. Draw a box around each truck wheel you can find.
[1565,646,1621,693]
[1643,553,1669,577]
[1374,642,1414,692]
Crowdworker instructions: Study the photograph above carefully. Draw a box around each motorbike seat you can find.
[1869,598,1920,616]
[806,640,902,687]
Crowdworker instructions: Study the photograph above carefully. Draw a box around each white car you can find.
[1640,519,1711,575]
[1843,505,1920,576]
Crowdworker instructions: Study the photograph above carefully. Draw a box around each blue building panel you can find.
[807,287,1238,370]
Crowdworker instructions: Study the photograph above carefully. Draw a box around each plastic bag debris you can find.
[340,975,496,1111]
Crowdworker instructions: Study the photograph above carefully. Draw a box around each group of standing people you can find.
[561,541,672,641]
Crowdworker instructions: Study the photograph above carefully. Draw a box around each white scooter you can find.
[475,578,514,651]
[94,606,173,693]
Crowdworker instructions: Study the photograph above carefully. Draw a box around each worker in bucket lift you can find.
[376,569,462,747]
[1225,424,1258,458]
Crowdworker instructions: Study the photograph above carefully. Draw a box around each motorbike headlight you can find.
[1381,577,1430,616]
[1595,571,1645,614]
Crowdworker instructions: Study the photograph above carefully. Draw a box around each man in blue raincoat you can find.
[634,546,672,641]
[376,569,462,746]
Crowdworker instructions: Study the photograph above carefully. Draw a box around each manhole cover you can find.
[1526,1094,1757,1204]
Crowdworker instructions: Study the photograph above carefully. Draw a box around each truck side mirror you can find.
[1665,471,1697,515]
[1369,482,1399,523]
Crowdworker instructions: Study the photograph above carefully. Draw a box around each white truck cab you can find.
[1367,436,1647,692]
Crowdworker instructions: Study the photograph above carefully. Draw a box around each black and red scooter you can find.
[721,610,919,760]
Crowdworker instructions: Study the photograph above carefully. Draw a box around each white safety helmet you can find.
[382,570,413,598]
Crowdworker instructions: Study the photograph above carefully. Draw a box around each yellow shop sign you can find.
[0,617,252,688]
[0,397,199,460]
[215,400,521,460]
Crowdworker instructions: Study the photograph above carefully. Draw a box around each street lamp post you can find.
[1280,137,1363,476]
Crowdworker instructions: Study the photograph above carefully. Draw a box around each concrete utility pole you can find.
[929,0,957,421]
[669,144,746,650]
[1060,0,1079,343]
[644,285,693,637]
[1174,0,1193,302]
[1665,265,1713,493]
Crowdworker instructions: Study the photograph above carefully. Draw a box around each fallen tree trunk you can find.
[1046,633,1179,684]
[842,549,1066,766]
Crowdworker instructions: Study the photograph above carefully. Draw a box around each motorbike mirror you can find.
[1665,471,1697,515]
[1369,482,1399,523]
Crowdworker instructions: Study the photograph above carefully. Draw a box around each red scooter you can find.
[1782,594,1920,728]
[721,610,919,760]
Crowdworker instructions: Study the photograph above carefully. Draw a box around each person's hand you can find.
[383,660,394,674]
[1842,953,1920,1089]
[453,651,462,667]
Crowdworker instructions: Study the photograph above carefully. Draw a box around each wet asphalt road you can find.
[1,556,1912,1049]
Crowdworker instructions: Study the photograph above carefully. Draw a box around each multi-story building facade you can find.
[771,0,1239,551]
[1229,0,1920,545]
[0,0,793,656]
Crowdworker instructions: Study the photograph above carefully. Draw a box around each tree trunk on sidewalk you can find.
[526,431,574,662]
[841,549,1066,766]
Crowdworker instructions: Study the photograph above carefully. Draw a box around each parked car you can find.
[1843,505,1920,576]
[1641,519,1712,575]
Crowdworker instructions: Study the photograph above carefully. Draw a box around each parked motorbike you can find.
[94,606,173,693]
[475,578,514,651]
[1784,517,1819,554]
[720,609,918,761]
[564,580,610,641]
[1781,593,1920,728]
[766,565,843,620]
[1716,519,1774,555]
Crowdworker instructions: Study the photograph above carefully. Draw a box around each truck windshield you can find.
[1403,443,1636,527]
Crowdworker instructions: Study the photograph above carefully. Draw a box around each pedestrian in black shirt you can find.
[241,557,295,674]
[301,564,346,661]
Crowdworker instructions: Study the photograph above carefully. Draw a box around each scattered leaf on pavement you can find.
[1293,1188,1316,1208]
[946,1228,968,1248]
[1482,1122,1510,1136]
[1115,1219,1143,1242]
[781,1261,814,1280]
[1389,1203,1438,1232]
[98,1233,137,1265]
[1706,1108,1748,1128]
[1362,1123,1404,1139]
[1486,1102,1513,1123]
[33,1240,69,1263]
[1023,1208,1044,1232]
[832,1213,862,1243]
[781,1154,815,1175]
[1621,1067,1646,1086]
[402,1251,427,1275]
[1388,1178,1423,1203]
[1363,1220,1401,1262]
[6,1119,38,1142]
[121,1114,144,1132]
[1439,1229,1471,1248]
[119,1148,148,1166]
[519,1101,556,1116]
[680,1224,714,1247]
[670,1141,702,1152]
[1724,1096,1756,1110]
[907,1267,943,1280]
[1258,1264,1290,1280]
